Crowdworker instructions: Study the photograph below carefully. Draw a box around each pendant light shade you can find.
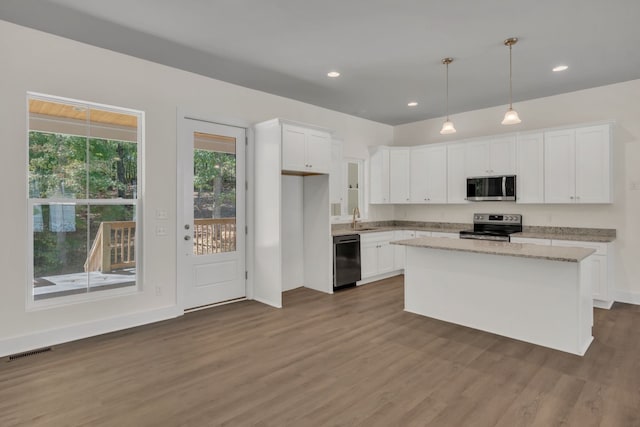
[502,108,522,125]
[502,37,521,125]
[440,57,457,135]
[440,120,456,134]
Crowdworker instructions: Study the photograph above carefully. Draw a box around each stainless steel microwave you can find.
[466,175,516,201]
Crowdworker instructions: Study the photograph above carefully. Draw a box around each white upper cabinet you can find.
[370,147,390,204]
[544,129,575,203]
[447,143,468,203]
[575,125,612,203]
[544,124,611,203]
[465,140,490,177]
[282,123,331,173]
[389,148,411,203]
[330,139,343,206]
[516,132,544,204]
[489,136,517,175]
[410,145,447,203]
[465,136,516,177]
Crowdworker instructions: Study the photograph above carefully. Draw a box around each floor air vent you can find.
[7,347,52,361]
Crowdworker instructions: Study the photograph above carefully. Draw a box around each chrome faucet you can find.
[352,207,360,230]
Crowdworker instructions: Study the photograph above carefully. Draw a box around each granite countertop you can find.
[331,221,616,243]
[331,221,471,237]
[511,231,615,243]
[392,236,596,263]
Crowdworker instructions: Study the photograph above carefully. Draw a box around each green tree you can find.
[29,131,138,277]
[193,150,236,218]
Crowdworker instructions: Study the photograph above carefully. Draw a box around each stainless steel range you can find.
[459,213,522,242]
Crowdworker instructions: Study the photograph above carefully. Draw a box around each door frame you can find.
[176,109,254,311]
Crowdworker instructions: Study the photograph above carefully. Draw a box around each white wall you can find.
[393,79,640,303]
[0,20,393,354]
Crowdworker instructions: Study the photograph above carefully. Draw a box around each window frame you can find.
[331,157,367,223]
[25,92,145,310]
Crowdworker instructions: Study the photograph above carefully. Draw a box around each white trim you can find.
[593,299,614,310]
[246,127,255,300]
[357,271,403,286]
[26,92,144,310]
[258,117,334,135]
[27,285,140,312]
[613,290,640,305]
[176,109,252,311]
[0,306,181,358]
[253,296,282,309]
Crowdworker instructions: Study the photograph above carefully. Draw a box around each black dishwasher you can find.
[333,234,361,290]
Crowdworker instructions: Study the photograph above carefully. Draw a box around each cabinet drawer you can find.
[551,239,608,255]
[360,231,394,243]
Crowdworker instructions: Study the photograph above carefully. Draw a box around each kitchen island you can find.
[392,237,596,355]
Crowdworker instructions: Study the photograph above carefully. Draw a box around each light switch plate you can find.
[156,209,169,220]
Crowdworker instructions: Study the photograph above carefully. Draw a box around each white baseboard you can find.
[253,296,282,309]
[357,270,403,286]
[593,299,614,310]
[613,290,640,306]
[0,306,182,358]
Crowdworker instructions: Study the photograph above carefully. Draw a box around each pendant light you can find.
[501,37,522,125]
[440,57,456,134]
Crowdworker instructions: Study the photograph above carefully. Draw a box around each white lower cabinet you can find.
[360,232,396,280]
[511,237,613,308]
[551,240,611,306]
[394,230,417,270]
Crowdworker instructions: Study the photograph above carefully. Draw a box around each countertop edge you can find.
[392,237,597,263]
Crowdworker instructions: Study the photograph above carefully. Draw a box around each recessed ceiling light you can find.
[327,71,340,78]
[553,65,569,72]
[407,102,418,107]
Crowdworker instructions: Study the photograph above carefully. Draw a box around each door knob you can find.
[184,235,191,241]
[184,224,190,230]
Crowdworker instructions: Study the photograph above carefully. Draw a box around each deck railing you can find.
[84,218,235,272]
[193,218,236,255]
[84,221,136,273]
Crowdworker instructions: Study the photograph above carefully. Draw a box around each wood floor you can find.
[1,276,640,426]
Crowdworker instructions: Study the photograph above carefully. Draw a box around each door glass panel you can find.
[192,132,237,255]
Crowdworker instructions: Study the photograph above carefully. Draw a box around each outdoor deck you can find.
[33,218,235,299]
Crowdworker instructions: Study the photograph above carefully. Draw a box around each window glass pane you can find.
[193,132,237,255]
[87,204,137,291]
[29,131,87,199]
[346,161,361,214]
[28,94,142,303]
[33,203,89,300]
[88,139,138,199]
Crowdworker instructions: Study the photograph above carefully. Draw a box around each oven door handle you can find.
[502,176,506,197]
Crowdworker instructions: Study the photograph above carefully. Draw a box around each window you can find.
[331,158,365,220]
[27,93,143,305]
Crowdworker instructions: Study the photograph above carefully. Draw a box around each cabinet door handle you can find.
[570,196,575,200]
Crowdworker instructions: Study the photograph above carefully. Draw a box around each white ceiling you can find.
[2,0,640,125]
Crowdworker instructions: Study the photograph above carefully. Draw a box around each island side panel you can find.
[404,246,593,355]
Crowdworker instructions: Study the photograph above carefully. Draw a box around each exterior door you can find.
[180,119,246,309]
